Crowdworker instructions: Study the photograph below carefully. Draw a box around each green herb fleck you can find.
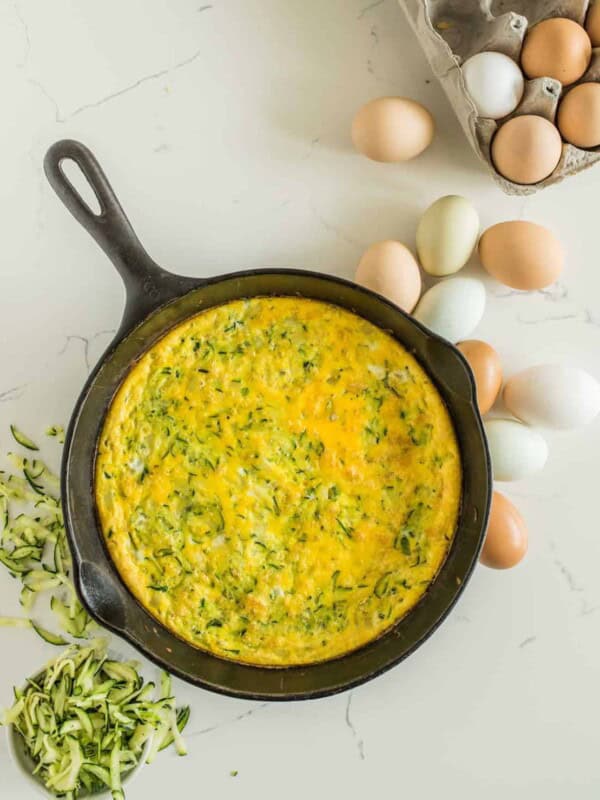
[374,572,393,598]
[394,534,411,556]
[336,518,353,538]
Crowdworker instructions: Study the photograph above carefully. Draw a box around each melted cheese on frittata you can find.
[96,297,461,666]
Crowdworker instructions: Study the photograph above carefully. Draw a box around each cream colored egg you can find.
[504,365,600,429]
[484,419,548,482]
[480,491,528,569]
[478,221,564,290]
[355,240,422,313]
[351,97,435,163]
[416,195,479,276]
[413,278,486,342]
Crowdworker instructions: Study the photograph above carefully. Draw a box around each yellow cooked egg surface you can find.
[96,297,461,666]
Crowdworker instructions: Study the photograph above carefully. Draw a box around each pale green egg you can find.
[416,195,480,276]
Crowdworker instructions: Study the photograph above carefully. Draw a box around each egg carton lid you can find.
[399,0,600,194]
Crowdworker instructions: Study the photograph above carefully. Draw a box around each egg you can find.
[461,52,525,120]
[416,195,479,276]
[457,340,503,415]
[557,83,600,149]
[504,365,600,429]
[521,17,591,86]
[351,97,435,162]
[480,491,528,569]
[413,278,486,342]
[478,221,564,290]
[585,1,600,46]
[355,240,422,312]
[484,419,548,481]
[491,115,562,185]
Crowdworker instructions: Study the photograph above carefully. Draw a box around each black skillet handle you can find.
[44,140,195,331]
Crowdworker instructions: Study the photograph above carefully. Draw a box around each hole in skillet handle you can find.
[43,139,199,333]
[43,139,128,247]
[59,158,104,217]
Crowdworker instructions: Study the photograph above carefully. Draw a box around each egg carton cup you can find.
[399,0,600,194]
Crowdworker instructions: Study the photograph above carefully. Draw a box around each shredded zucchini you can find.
[0,430,95,641]
[10,424,39,451]
[0,616,32,629]
[1,644,190,799]
[31,622,68,646]
[0,430,191,796]
[45,425,65,444]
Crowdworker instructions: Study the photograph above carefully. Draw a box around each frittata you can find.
[95,297,461,666]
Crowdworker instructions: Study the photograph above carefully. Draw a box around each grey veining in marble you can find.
[1,1,599,798]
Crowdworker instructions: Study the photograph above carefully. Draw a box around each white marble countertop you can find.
[2,1,599,796]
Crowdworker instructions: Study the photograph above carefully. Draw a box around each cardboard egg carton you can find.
[399,0,600,194]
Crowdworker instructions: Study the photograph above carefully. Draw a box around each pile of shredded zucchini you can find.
[0,427,190,797]
[2,642,189,799]
[0,425,93,643]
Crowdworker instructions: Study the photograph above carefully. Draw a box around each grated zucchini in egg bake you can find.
[95,297,461,666]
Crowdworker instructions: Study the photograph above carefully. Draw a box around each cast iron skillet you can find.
[44,139,491,701]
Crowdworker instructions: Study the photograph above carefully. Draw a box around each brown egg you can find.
[558,83,600,149]
[480,491,528,569]
[355,240,422,312]
[457,340,503,415]
[351,97,435,163]
[478,220,564,290]
[521,17,591,86]
[586,2,600,46]
[491,115,562,185]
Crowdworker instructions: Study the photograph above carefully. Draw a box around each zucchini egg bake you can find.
[95,297,461,666]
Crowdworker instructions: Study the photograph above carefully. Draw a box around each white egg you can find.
[504,365,600,429]
[462,52,525,120]
[484,419,548,482]
[416,195,480,276]
[413,278,486,342]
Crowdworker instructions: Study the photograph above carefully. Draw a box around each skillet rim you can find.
[62,266,492,700]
